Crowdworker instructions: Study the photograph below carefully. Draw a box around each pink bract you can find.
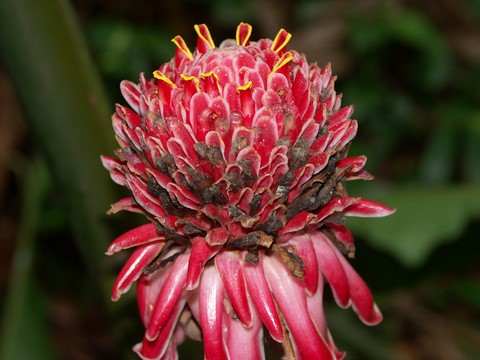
[102,22,394,360]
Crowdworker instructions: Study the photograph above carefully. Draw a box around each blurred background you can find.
[1,0,480,359]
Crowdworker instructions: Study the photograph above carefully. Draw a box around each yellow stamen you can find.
[171,35,193,60]
[236,22,252,46]
[194,24,215,49]
[180,73,200,91]
[236,81,252,92]
[180,73,199,82]
[153,70,177,88]
[269,52,294,78]
[201,71,219,80]
[270,28,292,53]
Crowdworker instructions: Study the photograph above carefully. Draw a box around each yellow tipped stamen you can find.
[153,70,177,88]
[269,52,294,78]
[270,28,292,54]
[236,22,252,46]
[194,24,215,49]
[180,73,200,91]
[201,71,219,80]
[180,74,199,82]
[172,35,193,60]
[201,71,221,93]
[236,81,252,92]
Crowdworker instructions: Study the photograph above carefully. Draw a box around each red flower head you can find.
[102,23,394,360]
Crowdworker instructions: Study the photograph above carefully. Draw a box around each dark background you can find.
[1,0,480,359]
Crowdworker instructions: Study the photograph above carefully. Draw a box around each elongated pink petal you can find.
[134,298,186,360]
[345,198,396,217]
[120,80,141,113]
[325,223,355,256]
[288,234,319,295]
[280,212,316,235]
[137,269,172,326]
[107,223,162,254]
[306,275,327,337]
[335,252,383,325]
[336,155,367,172]
[112,243,164,301]
[186,237,219,290]
[226,308,264,360]
[199,266,229,360]
[263,255,335,360]
[311,231,350,308]
[146,253,189,341]
[306,268,344,360]
[328,105,353,126]
[215,251,253,327]
[243,253,284,342]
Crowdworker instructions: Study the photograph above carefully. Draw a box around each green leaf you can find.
[0,0,117,285]
[0,159,55,360]
[349,185,480,267]
[418,115,457,184]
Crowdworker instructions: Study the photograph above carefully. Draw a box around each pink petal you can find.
[166,183,201,210]
[336,253,383,326]
[252,112,279,165]
[111,243,164,301]
[294,118,320,149]
[344,198,396,218]
[101,155,126,186]
[226,308,264,360]
[120,80,141,113]
[280,212,316,235]
[186,237,219,290]
[199,266,229,360]
[336,156,367,173]
[339,120,358,147]
[166,117,198,160]
[311,232,350,308]
[308,151,330,174]
[106,223,162,254]
[146,253,189,341]
[127,175,167,217]
[242,253,284,342]
[189,92,210,138]
[315,197,358,223]
[134,298,186,360]
[236,147,261,177]
[229,126,255,162]
[205,227,229,246]
[120,103,142,128]
[194,24,215,54]
[306,275,327,338]
[328,105,353,126]
[288,234,319,295]
[215,251,253,327]
[325,223,355,256]
[287,164,315,202]
[263,255,335,360]
[138,269,172,326]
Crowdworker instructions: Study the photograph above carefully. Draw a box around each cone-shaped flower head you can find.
[102,23,394,360]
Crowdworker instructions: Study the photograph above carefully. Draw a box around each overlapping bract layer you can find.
[102,23,394,360]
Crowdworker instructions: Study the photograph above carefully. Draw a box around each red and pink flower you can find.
[102,23,394,360]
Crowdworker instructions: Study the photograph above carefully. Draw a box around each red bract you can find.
[102,23,394,360]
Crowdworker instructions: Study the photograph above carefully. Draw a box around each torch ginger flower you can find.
[102,23,394,360]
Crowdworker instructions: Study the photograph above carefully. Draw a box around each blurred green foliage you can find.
[1,0,480,359]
